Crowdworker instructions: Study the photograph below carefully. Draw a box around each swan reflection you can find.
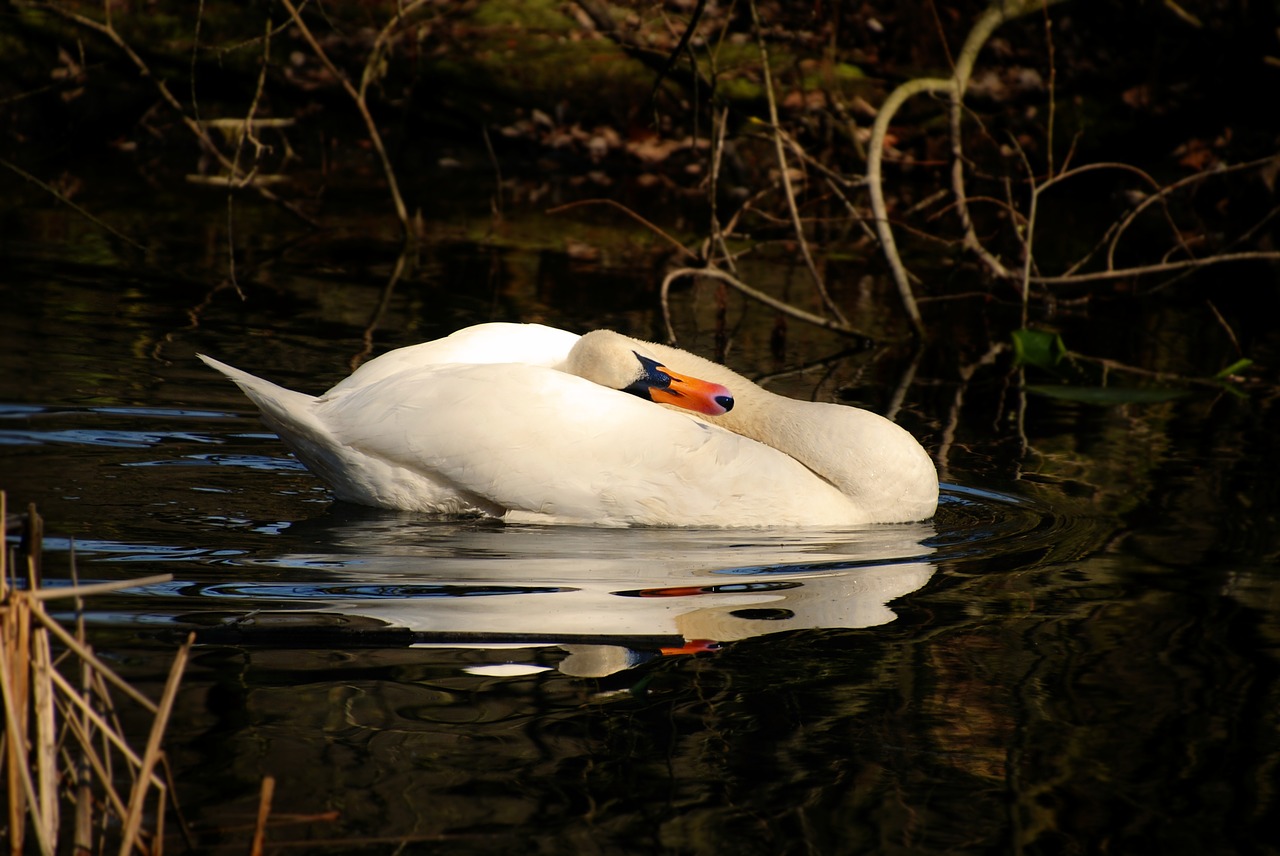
[142,510,938,677]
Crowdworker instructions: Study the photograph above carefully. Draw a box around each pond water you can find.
[2,186,1279,854]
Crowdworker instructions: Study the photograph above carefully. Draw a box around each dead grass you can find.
[1,491,190,855]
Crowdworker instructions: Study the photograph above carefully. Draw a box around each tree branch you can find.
[278,0,427,242]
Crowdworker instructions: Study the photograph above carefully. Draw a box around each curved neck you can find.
[641,340,838,471]
[640,339,937,522]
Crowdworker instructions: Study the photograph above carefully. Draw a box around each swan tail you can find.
[197,354,324,437]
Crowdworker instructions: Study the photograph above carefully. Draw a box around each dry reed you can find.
[1,491,190,856]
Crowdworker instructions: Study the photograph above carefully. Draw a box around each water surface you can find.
[2,218,1277,854]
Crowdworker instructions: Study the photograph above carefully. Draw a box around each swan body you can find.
[200,323,938,527]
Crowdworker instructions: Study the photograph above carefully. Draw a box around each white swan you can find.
[199,323,937,527]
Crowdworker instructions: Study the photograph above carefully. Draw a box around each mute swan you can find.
[199,323,937,527]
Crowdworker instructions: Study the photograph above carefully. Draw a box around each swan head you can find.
[565,330,734,416]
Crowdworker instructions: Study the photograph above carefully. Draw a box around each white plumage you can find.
[200,323,938,527]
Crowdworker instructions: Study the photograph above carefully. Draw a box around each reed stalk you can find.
[1,492,187,855]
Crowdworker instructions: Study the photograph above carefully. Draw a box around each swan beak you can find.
[626,353,734,416]
[649,367,735,415]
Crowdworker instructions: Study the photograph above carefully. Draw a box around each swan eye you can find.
[628,354,673,390]
[622,352,735,416]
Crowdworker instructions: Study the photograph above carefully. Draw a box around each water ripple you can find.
[23,476,1093,675]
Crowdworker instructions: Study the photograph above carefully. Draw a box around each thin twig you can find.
[481,124,504,220]
[28,573,174,602]
[1052,163,1169,276]
[747,0,848,326]
[883,345,925,423]
[1,596,51,855]
[57,696,131,822]
[1030,251,1280,285]
[0,157,145,251]
[646,0,707,116]
[949,95,1016,282]
[933,342,1008,481]
[546,199,698,260]
[223,17,276,300]
[1103,155,1279,271]
[1006,134,1040,325]
[45,667,163,783]
[1063,350,1244,388]
[1206,300,1243,356]
[279,0,425,242]
[707,106,738,272]
[1042,1,1057,178]
[360,0,435,100]
[190,0,206,125]
[661,266,881,343]
[868,0,1069,334]
[163,752,199,851]
[747,347,867,389]
[867,75,947,336]
[350,250,410,371]
[34,0,320,227]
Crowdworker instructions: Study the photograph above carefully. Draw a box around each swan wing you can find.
[202,325,584,516]
[201,324,903,526]
[320,361,858,526]
[326,323,579,396]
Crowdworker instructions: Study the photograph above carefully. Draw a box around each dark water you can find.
[3,199,1279,854]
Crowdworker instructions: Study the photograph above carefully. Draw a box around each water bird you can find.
[200,323,937,526]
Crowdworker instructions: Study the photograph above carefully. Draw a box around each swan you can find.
[199,323,937,527]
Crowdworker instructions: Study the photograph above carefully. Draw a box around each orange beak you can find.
[624,352,735,416]
[647,365,735,416]
[660,639,722,656]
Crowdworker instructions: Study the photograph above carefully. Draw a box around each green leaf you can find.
[1025,385,1189,405]
[1212,358,1253,380]
[1011,329,1067,369]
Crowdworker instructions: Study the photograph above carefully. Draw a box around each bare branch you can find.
[868,0,1069,334]
[546,199,699,260]
[1029,251,1280,285]
[1103,155,1280,270]
[0,157,145,251]
[278,0,427,242]
[867,75,951,335]
[661,266,885,343]
[33,0,320,227]
[748,0,849,326]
